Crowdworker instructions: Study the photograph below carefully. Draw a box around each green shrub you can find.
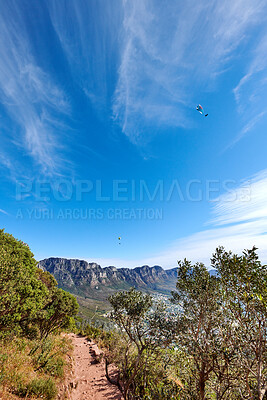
[43,356,64,378]
[0,229,78,338]
[16,377,57,400]
[30,335,71,378]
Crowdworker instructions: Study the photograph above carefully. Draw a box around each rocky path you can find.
[67,333,122,400]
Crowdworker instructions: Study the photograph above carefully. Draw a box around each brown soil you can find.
[67,333,122,400]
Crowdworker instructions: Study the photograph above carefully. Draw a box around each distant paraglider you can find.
[196,104,208,117]
[118,237,121,245]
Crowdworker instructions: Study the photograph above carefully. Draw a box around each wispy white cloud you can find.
[48,0,120,114]
[143,218,267,268]
[234,34,267,103]
[0,2,70,176]
[113,0,266,142]
[45,0,267,146]
[232,32,267,144]
[152,169,267,266]
[95,169,267,268]
[210,169,267,226]
[0,208,9,216]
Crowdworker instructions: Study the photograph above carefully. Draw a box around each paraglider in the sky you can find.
[196,104,208,117]
[118,237,121,244]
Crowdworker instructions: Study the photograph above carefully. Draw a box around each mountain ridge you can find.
[38,257,178,295]
[38,258,218,323]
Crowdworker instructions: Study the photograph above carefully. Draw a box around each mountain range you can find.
[38,257,178,297]
[38,258,218,322]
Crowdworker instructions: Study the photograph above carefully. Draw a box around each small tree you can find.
[172,260,225,399]
[0,229,78,340]
[36,288,79,339]
[0,230,48,334]
[211,246,267,400]
[108,288,174,399]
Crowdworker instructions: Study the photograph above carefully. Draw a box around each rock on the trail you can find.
[91,344,103,362]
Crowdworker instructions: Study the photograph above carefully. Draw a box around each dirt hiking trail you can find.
[67,333,122,400]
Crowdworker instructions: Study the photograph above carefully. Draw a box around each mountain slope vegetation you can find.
[0,229,78,400]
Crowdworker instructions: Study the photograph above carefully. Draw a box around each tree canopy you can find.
[107,247,267,400]
[0,229,78,338]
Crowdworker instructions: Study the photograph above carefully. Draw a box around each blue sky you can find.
[1,0,267,268]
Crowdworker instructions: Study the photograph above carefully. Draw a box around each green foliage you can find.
[0,229,78,339]
[109,287,153,343]
[211,246,267,399]
[31,335,70,378]
[107,249,267,400]
[0,229,78,399]
[0,230,49,333]
[36,288,79,339]
[0,333,71,400]
[172,259,223,399]
[170,248,267,399]
[3,228,267,399]
[16,377,57,400]
[108,288,176,399]
[80,323,113,345]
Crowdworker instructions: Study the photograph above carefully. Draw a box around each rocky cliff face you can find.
[38,258,178,294]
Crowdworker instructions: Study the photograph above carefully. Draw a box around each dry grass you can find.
[0,334,73,400]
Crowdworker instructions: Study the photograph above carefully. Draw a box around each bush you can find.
[31,335,71,378]
[16,377,57,400]
[0,230,49,333]
[0,229,78,338]
[0,334,72,399]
